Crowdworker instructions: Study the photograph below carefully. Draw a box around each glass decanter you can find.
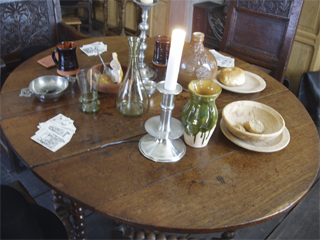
[116,36,149,117]
[178,32,218,90]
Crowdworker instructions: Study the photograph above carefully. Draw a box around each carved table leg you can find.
[52,190,88,239]
[71,201,87,240]
[221,231,236,239]
[52,190,76,239]
[112,221,134,239]
[133,229,236,240]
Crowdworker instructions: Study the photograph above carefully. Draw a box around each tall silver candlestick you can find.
[139,81,186,162]
[133,0,159,81]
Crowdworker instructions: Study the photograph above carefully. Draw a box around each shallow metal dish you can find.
[143,79,157,96]
[28,75,69,102]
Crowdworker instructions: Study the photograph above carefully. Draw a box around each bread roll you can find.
[100,73,113,84]
[235,123,246,132]
[218,67,245,86]
[244,119,265,134]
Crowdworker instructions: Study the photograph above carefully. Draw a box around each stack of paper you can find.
[80,41,107,56]
[209,49,235,68]
[31,114,76,152]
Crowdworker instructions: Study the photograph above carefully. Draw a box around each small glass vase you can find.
[116,36,149,117]
[178,32,218,90]
[182,79,222,148]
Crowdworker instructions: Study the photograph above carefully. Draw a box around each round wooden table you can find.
[1,36,319,239]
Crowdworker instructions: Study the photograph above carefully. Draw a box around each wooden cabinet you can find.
[286,0,320,95]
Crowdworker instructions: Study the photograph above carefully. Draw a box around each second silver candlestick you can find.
[133,0,159,81]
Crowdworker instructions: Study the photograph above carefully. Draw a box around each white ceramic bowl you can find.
[222,100,285,142]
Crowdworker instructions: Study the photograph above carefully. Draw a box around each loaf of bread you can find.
[218,67,245,86]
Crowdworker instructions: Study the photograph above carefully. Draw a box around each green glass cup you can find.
[76,69,101,113]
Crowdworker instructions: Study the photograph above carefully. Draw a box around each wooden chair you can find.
[2,181,70,239]
[0,0,88,172]
[297,71,320,135]
[220,0,304,83]
[0,0,87,77]
[60,0,93,33]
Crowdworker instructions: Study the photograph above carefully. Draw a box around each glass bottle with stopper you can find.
[178,32,218,90]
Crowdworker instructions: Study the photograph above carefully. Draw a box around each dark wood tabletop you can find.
[1,36,319,237]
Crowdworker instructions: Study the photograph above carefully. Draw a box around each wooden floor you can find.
[1,20,319,240]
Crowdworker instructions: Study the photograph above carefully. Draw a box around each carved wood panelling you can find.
[0,1,54,55]
[237,0,293,17]
[208,9,225,44]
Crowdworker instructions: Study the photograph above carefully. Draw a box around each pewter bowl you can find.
[143,79,157,96]
[28,75,69,102]
[222,100,285,142]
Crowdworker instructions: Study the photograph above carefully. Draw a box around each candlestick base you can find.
[139,63,157,81]
[139,81,186,163]
[139,134,186,163]
[145,116,184,139]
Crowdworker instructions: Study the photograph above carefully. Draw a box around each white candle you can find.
[141,0,153,4]
[164,29,186,91]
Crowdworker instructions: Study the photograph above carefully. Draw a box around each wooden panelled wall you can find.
[167,0,319,96]
[92,0,319,96]
[148,0,171,37]
[92,0,136,30]
[93,0,170,37]
[287,0,320,95]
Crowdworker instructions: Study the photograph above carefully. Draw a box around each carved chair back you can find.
[220,0,304,83]
[0,0,63,57]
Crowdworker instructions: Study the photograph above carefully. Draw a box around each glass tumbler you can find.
[76,69,101,113]
[152,35,171,67]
